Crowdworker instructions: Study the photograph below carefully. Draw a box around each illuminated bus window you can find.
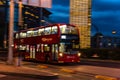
[33,30,38,36]
[41,44,44,53]
[44,44,50,52]
[27,31,34,37]
[60,25,67,34]
[19,45,26,51]
[20,32,27,38]
[15,33,19,39]
[68,26,78,34]
[65,27,70,34]
[38,28,44,36]
[44,27,51,35]
[59,43,65,53]
[36,44,41,52]
[60,25,78,34]
[51,26,57,34]
[26,45,29,52]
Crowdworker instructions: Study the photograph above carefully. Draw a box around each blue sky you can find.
[92,0,120,36]
[48,0,120,36]
[49,0,69,23]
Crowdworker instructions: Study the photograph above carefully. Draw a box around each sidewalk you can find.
[0,61,58,80]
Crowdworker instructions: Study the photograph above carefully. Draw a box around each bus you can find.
[14,23,81,63]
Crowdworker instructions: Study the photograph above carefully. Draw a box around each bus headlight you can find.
[59,53,63,57]
[78,53,81,57]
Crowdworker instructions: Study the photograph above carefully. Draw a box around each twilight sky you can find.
[48,0,120,36]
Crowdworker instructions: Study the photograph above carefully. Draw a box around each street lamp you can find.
[7,0,14,64]
[18,0,23,28]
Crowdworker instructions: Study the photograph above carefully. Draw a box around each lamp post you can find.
[7,0,14,64]
[18,0,23,29]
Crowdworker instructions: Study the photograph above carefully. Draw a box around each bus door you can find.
[52,44,59,61]
[30,45,36,59]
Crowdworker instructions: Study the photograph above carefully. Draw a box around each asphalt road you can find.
[0,74,42,80]
[80,59,120,68]
[0,50,120,80]
[21,60,120,80]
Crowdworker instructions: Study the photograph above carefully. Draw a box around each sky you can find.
[49,0,70,23]
[48,0,120,36]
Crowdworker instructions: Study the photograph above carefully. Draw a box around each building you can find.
[91,34,120,48]
[22,5,51,30]
[0,0,8,48]
[70,0,91,49]
[0,0,51,48]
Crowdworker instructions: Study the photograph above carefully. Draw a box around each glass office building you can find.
[70,0,91,49]
[0,0,51,48]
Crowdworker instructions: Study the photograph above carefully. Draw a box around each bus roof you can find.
[14,23,76,33]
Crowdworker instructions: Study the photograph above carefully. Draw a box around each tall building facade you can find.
[0,0,51,48]
[70,0,91,49]
[22,6,51,29]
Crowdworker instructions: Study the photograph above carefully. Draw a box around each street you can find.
[0,51,120,80]
[0,74,40,80]
[21,60,120,80]
[0,60,119,80]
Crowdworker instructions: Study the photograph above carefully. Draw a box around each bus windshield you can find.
[59,42,79,54]
[60,25,78,34]
[59,23,80,54]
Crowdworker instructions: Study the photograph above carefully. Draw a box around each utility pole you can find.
[18,0,23,29]
[7,0,14,64]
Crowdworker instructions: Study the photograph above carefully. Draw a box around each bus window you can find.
[60,25,78,34]
[41,44,44,53]
[19,45,26,51]
[73,43,79,49]
[33,30,38,36]
[20,32,26,38]
[36,44,41,52]
[52,44,58,60]
[52,26,57,34]
[38,28,44,35]
[44,44,50,52]
[26,45,29,52]
[27,31,33,37]
[15,33,19,39]
[68,26,78,34]
[59,43,65,53]
[60,25,67,34]
[44,27,51,35]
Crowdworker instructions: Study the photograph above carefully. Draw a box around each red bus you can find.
[14,23,81,63]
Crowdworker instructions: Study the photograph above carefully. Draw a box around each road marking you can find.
[36,65,48,69]
[95,75,119,80]
[60,68,76,74]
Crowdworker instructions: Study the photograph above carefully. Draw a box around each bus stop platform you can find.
[0,61,58,80]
